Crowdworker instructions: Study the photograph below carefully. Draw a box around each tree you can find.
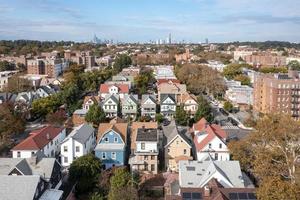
[175,105,188,126]
[234,74,251,86]
[222,63,243,80]
[194,96,213,122]
[155,113,164,123]
[113,54,132,72]
[31,94,62,117]
[46,110,67,126]
[108,167,138,200]
[288,60,300,71]
[85,104,106,126]
[176,64,226,96]
[223,101,233,112]
[0,103,25,142]
[69,154,102,195]
[228,114,300,199]
[134,68,154,96]
[0,61,15,71]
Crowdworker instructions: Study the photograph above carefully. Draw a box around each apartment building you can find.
[27,57,69,78]
[253,70,300,118]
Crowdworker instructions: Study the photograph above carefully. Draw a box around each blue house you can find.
[95,120,128,169]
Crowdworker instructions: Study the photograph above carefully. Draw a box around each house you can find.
[60,124,96,167]
[141,94,157,119]
[156,79,180,86]
[36,85,57,98]
[120,66,140,77]
[165,178,256,200]
[0,175,50,200]
[163,121,193,172]
[82,95,100,110]
[193,118,229,161]
[72,109,88,127]
[0,155,62,189]
[129,127,159,174]
[158,82,187,104]
[178,159,247,189]
[0,92,16,104]
[99,83,129,99]
[12,126,66,158]
[160,94,176,119]
[101,94,119,118]
[121,94,139,120]
[95,120,128,169]
[180,93,198,117]
[15,91,39,106]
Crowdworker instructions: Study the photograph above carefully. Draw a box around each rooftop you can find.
[136,128,158,142]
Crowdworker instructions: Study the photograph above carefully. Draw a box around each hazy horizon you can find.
[0,0,299,43]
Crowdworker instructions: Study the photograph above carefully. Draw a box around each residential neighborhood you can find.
[1,1,300,199]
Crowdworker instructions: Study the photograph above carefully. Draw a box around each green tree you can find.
[108,168,138,200]
[288,60,300,71]
[113,54,132,72]
[69,154,102,195]
[31,94,62,117]
[194,96,213,122]
[223,101,233,112]
[222,63,243,79]
[89,192,105,200]
[134,69,154,96]
[155,113,164,123]
[175,104,188,126]
[234,74,251,86]
[85,104,106,126]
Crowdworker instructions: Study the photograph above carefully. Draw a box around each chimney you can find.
[204,185,211,197]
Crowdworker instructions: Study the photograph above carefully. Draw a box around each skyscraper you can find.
[168,33,172,44]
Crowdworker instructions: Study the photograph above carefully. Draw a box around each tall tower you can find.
[168,33,172,44]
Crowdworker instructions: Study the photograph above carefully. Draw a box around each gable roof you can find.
[193,118,227,152]
[181,93,197,104]
[136,128,158,142]
[179,159,245,188]
[131,122,158,149]
[102,94,119,104]
[83,95,100,105]
[99,83,129,93]
[161,94,176,104]
[0,175,41,200]
[141,94,156,105]
[63,124,94,144]
[12,126,65,151]
[122,94,138,105]
[163,121,192,148]
[97,120,128,143]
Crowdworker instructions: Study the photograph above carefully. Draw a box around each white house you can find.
[60,124,96,167]
[99,83,129,100]
[141,95,157,119]
[82,96,100,110]
[160,94,176,119]
[180,93,198,116]
[101,94,119,118]
[193,118,230,161]
[12,126,66,158]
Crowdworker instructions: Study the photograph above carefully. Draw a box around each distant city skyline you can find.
[0,0,300,43]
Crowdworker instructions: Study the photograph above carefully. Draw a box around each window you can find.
[102,152,106,159]
[144,155,148,160]
[141,143,145,150]
[31,152,35,156]
[151,164,155,171]
[151,155,155,160]
[219,143,222,149]
[183,149,187,155]
[50,141,53,145]
[64,157,68,163]
[111,152,116,160]
[104,137,109,143]
[208,143,212,148]
[114,137,118,143]
[215,153,218,160]
[168,148,170,153]
[64,146,68,152]
[17,152,21,158]
[76,146,80,152]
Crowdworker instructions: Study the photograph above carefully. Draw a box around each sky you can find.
[0,0,300,43]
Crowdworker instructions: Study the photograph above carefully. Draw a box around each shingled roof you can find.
[97,120,128,143]
[12,126,65,151]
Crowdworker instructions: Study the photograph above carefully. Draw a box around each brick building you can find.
[253,70,300,119]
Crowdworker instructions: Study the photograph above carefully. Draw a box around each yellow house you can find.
[163,121,193,172]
